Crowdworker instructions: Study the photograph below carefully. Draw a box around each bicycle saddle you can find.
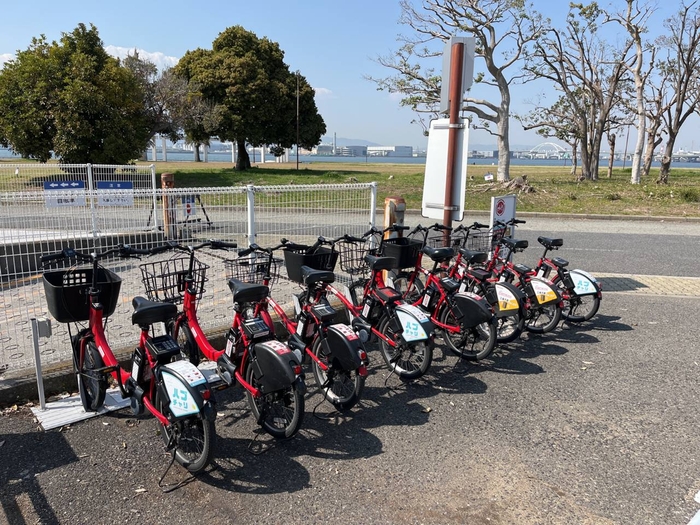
[131,296,178,326]
[513,263,533,274]
[301,265,335,285]
[538,236,564,249]
[458,248,488,265]
[365,254,397,271]
[421,245,455,262]
[227,278,269,303]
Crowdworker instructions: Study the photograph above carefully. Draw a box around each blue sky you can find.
[1,1,697,151]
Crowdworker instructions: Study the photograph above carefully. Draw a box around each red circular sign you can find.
[496,199,506,216]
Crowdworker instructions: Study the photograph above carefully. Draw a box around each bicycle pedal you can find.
[216,368,234,387]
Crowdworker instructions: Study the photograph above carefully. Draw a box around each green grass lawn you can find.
[3,158,699,217]
[155,161,700,218]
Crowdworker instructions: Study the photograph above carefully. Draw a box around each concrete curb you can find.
[405,209,700,223]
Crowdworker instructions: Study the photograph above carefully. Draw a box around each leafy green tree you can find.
[0,23,150,164]
[176,26,325,170]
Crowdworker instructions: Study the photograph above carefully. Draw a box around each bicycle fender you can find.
[492,282,524,317]
[158,360,209,419]
[394,304,434,343]
[528,277,561,306]
[570,269,601,296]
[451,292,493,327]
[322,324,363,371]
[252,340,298,393]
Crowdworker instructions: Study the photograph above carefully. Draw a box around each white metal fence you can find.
[0,163,377,379]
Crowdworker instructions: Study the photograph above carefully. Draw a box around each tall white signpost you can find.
[421,36,475,227]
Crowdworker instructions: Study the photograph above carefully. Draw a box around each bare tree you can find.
[523,2,633,181]
[655,2,700,184]
[641,82,666,177]
[369,0,547,183]
[605,0,657,184]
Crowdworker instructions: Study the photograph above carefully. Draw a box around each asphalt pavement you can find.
[2,214,700,524]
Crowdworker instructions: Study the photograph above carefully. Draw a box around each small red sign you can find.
[496,199,506,216]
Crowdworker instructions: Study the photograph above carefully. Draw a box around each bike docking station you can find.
[28,317,130,431]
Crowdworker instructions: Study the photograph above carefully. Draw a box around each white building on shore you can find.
[367,145,413,157]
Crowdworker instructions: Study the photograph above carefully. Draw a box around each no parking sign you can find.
[182,195,196,216]
[490,194,517,234]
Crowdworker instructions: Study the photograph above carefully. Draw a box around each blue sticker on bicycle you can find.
[396,310,428,342]
[162,371,200,417]
[570,270,598,296]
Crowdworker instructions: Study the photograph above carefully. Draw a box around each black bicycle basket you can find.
[380,237,422,269]
[224,254,281,285]
[283,245,339,284]
[43,267,122,323]
[139,256,209,304]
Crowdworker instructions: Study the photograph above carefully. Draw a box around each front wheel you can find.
[311,335,365,411]
[245,359,305,439]
[438,303,497,361]
[377,313,432,380]
[563,293,601,322]
[77,340,107,412]
[155,391,215,474]
[524,302,562,334]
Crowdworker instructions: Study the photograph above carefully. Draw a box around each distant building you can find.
[367,146,413,157]
[336,145,367,157]
[314,144,334,155]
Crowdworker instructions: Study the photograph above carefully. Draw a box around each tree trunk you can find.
[569,141,578,177]
[657,138,675,184]
[495,116,511,182]
[235,139,251,171]
[642,131,662,178]
[193,143,201,163]
[607,134,616,179]
[630,116,645,184]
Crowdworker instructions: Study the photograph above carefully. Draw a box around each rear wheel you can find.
[563,293,600,322]
[378,313,432,380]
[438,303,497,361]
[311,335,364,411]
[245,358,305,439]
[495,310,525,343]
[77,340,107,412]
[167,318,199,366]
[155,391,214,474]
[391,271,425,305]
[524,302,562,333]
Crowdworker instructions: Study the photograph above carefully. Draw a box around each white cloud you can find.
[0,53,13,67]
[105,45,179,72]
[313,87,335,99]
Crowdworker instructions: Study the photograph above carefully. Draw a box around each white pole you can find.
[203,144,208,163]
[161,136,167,162]
[246,184,256,246]
[151,142,157,161]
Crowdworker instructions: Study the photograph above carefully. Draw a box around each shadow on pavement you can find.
[0,431,79,525]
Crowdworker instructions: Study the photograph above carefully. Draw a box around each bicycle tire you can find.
[245,358,305,439]
[377,312,432,380]
[552,277,600,322]
[390,271,425,305]
[155,390,215,474]
[311,335,364,411]
[438,303,497,361]
[524,302,562,333]
[468,282,524,343]
[77,340,107,412]
[167,318,199,366]
[348,278,369,308]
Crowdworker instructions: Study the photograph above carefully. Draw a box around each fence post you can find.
[150,164,159,231]
[86,163,98,240]
[161,173,177,240]
[31,317,52,410]
[246,184,256,246]
[369,182,378,228]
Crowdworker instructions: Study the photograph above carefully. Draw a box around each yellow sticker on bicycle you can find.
[495,285,519,312]
[530,278,558,304]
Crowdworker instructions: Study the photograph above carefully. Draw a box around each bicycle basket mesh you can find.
[380,237,422,269]
[283,245,338,284]
[224,254,281,286]
[336,239,372,275]
[138,257,209,304]
[464,226,507,252]
[43,267,122,323]
[425,231,463,249]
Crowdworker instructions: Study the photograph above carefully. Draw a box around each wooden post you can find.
[161,173,177,240]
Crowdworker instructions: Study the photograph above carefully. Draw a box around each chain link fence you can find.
[0,165,376,380]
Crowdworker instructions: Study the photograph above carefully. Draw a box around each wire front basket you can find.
[463,226,507,252]
[139,257,209,304]
[224,254,281,286]
[336,240,371,276]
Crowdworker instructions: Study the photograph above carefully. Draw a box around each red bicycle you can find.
[226,241,368,411]
[42,244,216,473]
[140,240,306,440]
